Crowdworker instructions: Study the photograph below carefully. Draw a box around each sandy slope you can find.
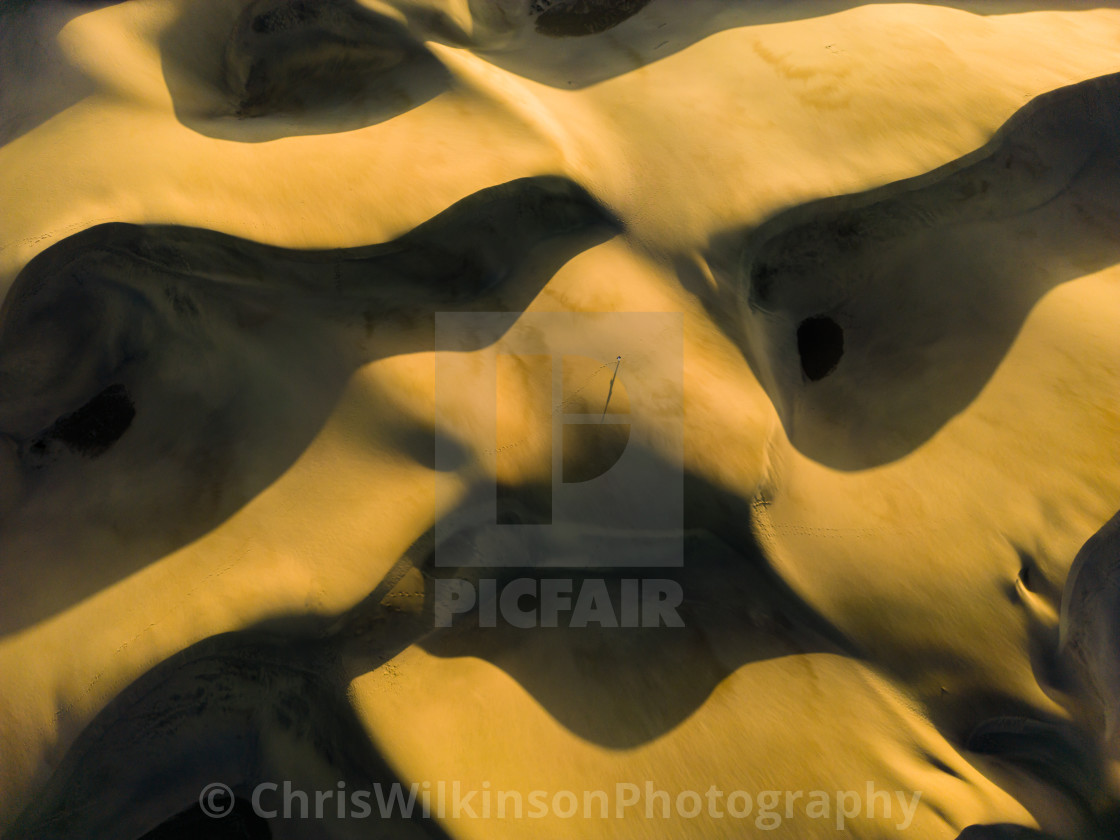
[3,1,1120,838]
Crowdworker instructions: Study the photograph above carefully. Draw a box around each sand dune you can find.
[737,72,1120,468]
[3,1,1120,838]
[0,177,615,635]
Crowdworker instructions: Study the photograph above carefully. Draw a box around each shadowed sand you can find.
[0,177,618,636]
[955,506,1120,839]
[3,629,451,840]
[7,1,1115,146]
[719,73,1120,469]
[6,3,1120,839]
[0,1,130,146]
[17,486,1120,838]
[1060,509,1120,755]
[159,0,452,141]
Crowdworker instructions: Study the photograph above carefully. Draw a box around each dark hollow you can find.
[797,316,844,382]
[535,0,652,37]
[40,383,136,457]
[139,798,271,840]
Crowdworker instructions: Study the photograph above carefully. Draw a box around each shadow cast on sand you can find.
[17,478,1120,838]
[455,0,1120,92]
[415,468,855,749]
[157,0,453,142]
[0,176,619,637]
[4,1,1114,146]
[949,507,1120,839]
[690,72,1120,470]
[3,627,453,840]
[0,0,129,147]
[4,458,857,838]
